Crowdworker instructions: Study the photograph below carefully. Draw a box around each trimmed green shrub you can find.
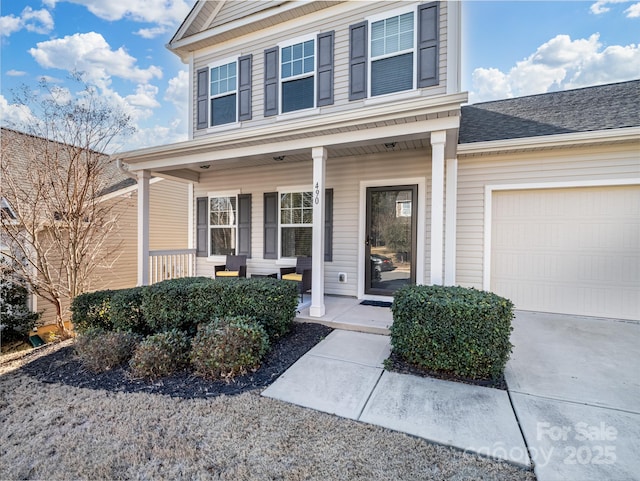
[71,290,116,333]
[190,316,270,380]
[187,278,298,340]
[390,285,514,380]
[129,329,190,379]
[110,287,148,335]
[0,262,40,340]
[75,328,140,373]
[141,277,212,335]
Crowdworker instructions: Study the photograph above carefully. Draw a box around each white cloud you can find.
[6,70,27,77]
[0,7,53,37]
[164,70,188,109]
[590,0,632,14]
[134,27,168,39]
[0,94,37,130]
[125,84,160,109]
[625,2,640,16]
[28,32,162,88]
[470,34,640,102]
[44,0,191,26]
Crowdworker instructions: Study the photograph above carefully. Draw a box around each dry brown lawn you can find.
[0,342,536,481]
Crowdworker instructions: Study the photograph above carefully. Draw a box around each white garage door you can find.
[491,185,640,320]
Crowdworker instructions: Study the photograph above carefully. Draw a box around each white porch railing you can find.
[149,249,196,284]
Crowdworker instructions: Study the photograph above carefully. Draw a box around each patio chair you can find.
[280,256,312,301]
[214,255,247,278]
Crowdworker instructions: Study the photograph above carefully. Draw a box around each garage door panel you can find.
[491,186,640,320]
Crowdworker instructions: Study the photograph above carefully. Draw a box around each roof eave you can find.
[457,127,640,156]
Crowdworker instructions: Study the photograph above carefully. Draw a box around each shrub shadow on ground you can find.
[21,322,332,399]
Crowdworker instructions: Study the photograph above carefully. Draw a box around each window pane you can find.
[282,63,291,79]
[371,53,413,96]
[303,57,314,74]
[282,76,314,112]
[371,38,384,57]
[371,12,414,57]
[228,62,236,77]
[303,192,313,208]
[282,46,291,63]
[293,59,303,76]
[302,209,313,224]
[293,43,302,59]
[281,193,292,209]
[209,196,237,226]
[211,228,236,256]
[211,94,237,126]
[211,68,219,82]
[303,40,314,57]
[281,227,312,257]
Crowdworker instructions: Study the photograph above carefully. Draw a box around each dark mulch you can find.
[386,351,508,390]
[21,322,332,399]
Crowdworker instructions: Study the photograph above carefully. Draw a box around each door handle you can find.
[365,236,370,246]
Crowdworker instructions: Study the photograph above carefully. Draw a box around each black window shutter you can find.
[238,55,252,121]
[237,194,252,258]
[264,47,279,117]
[263,192,278,259]
[349,21,368,101]
[417,2,439,88]
[317,31,334,107]
[196,197,208,257]
[324,188,333,262]
[196,68,209,129]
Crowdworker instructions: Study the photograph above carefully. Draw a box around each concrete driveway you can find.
[505,311,640,481]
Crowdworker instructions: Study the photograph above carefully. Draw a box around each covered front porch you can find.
[114,92,466,318]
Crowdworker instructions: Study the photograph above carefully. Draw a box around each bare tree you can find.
[1,77,134,336]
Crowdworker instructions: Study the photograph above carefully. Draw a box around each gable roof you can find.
[0,127,134,199]
[459,80,640,144]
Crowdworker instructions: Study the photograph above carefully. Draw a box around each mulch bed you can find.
[385,350,508,390]
[21,322,333,399]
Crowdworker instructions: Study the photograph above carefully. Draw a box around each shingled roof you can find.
[459,79,640,144]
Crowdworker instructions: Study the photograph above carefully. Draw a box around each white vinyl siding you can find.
[191,1,448,139]
[193,148,432,295]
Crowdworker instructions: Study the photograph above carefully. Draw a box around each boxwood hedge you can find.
[71,289,115,334]
[390,285,514,380]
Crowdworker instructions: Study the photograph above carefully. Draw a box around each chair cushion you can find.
[216,271,239,277]
[282,273,303,282]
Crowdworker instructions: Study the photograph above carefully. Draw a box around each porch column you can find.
[444,157,458,285]
[137,170,150,286]
[430,131,446,285]
[310,146,326,317]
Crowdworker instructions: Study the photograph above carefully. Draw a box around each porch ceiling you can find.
[113,92,467,182]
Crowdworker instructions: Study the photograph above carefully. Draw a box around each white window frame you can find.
[1,197,17,220]
[207,190,240,259]
[278,33,318,115]
[367,5,418,98]
[277,185,313,261]
[208,57,239,128]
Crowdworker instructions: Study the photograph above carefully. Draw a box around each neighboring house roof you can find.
[0,127,132,200]
[459,80,640,144]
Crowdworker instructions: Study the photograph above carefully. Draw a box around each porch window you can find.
[370,11,415,96]
[280,191,312,257]
[281,38,315,113]
[210,60,237,126]
[209,196,236,256]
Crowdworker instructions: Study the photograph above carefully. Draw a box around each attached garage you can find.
[490,185,640,320]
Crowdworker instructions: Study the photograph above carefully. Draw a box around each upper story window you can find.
[280,38,315,113]
[209,195,237,256]
[370,12,415,96]
[349,3,439,102]
[210,60,237,126]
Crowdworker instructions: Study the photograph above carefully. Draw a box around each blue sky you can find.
[1,0,639,151]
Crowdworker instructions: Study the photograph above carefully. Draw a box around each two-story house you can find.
[114,1,639,322]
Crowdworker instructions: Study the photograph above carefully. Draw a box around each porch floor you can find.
[295,295,392,335]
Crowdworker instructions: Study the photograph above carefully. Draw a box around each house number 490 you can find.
[314,182,320,204]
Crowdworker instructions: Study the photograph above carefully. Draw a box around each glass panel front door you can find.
[365,185,417,296]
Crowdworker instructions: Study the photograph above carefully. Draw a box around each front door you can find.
[365,185,417,296]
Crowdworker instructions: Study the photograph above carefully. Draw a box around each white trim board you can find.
[482,178,640,290]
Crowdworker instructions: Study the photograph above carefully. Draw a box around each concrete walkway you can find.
[505,312,640,481]
[262,329,530,467]
[263,310,640,480]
